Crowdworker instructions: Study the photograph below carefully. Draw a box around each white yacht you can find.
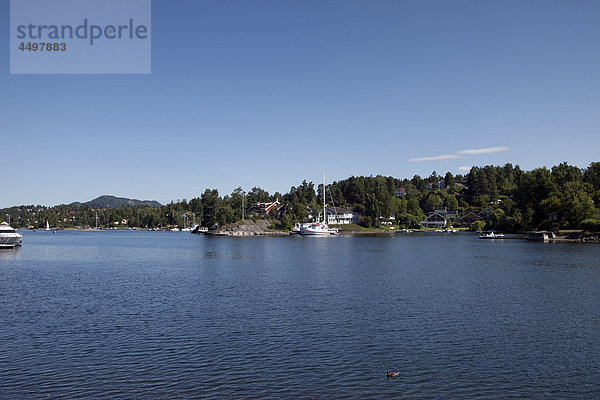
[300,171,339,236]
[479,231,505,239]
[0,222,23,248]
[300,222,336,236]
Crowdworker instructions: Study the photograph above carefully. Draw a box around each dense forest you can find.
[2,162,600,232]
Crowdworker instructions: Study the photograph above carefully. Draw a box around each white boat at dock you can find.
[0,222,23,248]
[435,228,458,233]
[300,171,339,236]
[300,222,339,236]
[479,231,505,239]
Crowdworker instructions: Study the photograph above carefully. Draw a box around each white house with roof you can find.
[395,187,406,197]
[420,207,459,228]
[326,207,361,225]
[431,207,458,219]
[420,213,447,228]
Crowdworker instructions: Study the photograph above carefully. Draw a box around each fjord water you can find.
[1,231,599,399]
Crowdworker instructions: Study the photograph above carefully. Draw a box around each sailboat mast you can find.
[322,170,326,225]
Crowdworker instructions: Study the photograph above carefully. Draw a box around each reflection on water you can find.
[0,246,22,260]
[0,231,599,399]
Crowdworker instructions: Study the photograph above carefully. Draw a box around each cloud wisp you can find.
[456,146,510,155]
[410,146,510,162]
[409,154,463,162]
[458,166,472,172]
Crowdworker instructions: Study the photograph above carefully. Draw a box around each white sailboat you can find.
[45,220,50,231]
[300,171,339,236]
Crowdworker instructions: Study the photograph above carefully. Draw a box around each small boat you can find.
[291,222,309,235]
[192,226,208,234]
[0,222,23,248]
[45,220,50,231]
[479,231,505,239]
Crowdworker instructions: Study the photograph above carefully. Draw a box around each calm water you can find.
[1,231,599,399]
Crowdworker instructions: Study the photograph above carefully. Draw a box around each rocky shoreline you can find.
[206,220,289,236]
[558,232,600,243]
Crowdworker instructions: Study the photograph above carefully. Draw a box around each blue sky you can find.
[2,0,599,208]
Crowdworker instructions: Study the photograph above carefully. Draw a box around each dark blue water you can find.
[1,231,599,399]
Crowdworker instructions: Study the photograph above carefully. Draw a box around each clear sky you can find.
[2,0,599,208]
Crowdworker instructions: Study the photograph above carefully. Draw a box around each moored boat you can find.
[479,231,505,239]
[300,171,339,236]
[0,222,23,248]
[300,222,335,235]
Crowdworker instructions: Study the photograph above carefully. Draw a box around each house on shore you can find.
[326,207,361,225]
[457,212,483,227]
[250,200,286,217]
[420,207,458,228]
[420,212,448,228]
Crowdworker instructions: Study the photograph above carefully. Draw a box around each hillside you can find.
[70,195,162,209]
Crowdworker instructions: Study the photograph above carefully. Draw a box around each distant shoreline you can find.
[19,227,599,242]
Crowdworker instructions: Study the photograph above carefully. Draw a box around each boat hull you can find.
[0,234,22,248]
[300,223,337,235]
[300,229,331,235]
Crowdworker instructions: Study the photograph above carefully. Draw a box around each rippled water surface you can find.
[1,231,600,399]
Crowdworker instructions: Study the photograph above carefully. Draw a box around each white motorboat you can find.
[300,171,339,236]
[291,222,309,235]
[0,222,23,248]
[479,231,505,239]
[436,228,458,233]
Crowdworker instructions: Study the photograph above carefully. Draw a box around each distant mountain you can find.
[70,195,162,209]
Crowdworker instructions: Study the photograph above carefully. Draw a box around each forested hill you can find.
[70,195,162,209]
[2,162,600,232]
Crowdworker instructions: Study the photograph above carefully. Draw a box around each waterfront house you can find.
[457,212,483,226]
[420,206,459,228]
[420,212,447,228]
[326,207,361,225]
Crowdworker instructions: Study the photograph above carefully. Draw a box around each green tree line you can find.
[2,162,599,232]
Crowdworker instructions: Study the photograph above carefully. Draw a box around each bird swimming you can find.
[386,371,400,378]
